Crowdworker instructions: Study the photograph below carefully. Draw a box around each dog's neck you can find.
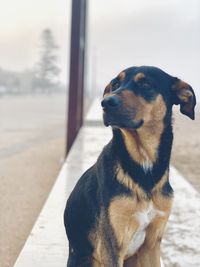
[111,120,173,192]
[120,124,163,172]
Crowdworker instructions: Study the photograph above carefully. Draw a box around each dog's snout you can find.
[101,96,121,108]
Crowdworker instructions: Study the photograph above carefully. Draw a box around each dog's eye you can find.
[111,80,120,91]
[140,84,157,101]
[142,83,151,89]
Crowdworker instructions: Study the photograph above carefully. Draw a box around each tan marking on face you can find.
[133,72,145,83]
[120,90,142,114]
[121,91,166,123]
[103,92,115,99]
[120,94,166,165]
[119,71,126,81]
[103,83,112,95]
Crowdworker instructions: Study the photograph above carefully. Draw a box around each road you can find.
[0,94,66,267]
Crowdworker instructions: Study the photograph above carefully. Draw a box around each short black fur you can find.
[64,66,196,267]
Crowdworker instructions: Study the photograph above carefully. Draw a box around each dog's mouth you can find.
[103,110,144,129]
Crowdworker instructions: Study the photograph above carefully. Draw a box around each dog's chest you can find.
[127,203,164,257]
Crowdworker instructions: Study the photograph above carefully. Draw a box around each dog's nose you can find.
[101,96,121,108]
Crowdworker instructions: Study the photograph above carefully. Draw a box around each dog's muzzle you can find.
[101,95,122,109]
[101,96,143,129]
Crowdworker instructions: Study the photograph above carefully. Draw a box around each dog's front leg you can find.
[137,240,161,267]
[124,253,140,267]
[124,240,161,267]
[91,257,124,267]
[137,216,168,267]
[124,214,168,267]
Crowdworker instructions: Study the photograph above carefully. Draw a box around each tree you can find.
[33,29,61,93]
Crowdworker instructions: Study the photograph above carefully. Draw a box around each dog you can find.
[64,66,196,267]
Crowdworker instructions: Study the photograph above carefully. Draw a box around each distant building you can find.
[0,68,34,94]
[0,68,65,95]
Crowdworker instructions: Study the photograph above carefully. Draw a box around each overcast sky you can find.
[0,0,199,98]
[88,0,200,98]
[0,0,70,81]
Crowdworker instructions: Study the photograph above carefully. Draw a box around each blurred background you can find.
[0,0,199,266]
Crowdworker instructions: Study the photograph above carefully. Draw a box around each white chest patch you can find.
[127,203,165,257]
[142,160,153,173]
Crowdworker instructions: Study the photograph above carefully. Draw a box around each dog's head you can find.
[102,66,196,129]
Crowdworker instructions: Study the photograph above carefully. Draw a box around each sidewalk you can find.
[14,99,200,267]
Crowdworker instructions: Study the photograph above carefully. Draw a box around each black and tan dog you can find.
[64,66,196,267]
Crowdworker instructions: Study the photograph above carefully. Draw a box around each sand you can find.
[171,105,200,191]
[0,95,66,267]
[0,138,65,267]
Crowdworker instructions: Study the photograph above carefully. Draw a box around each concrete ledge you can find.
[13,125,112,267]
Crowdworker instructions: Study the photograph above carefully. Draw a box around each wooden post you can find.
[66,0,87,155]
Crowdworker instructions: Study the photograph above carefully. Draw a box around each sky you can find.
[0,0,70,82]
[0,0,199,98]
[88,0,200,98]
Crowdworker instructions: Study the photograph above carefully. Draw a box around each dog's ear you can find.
[172,78,196,120]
